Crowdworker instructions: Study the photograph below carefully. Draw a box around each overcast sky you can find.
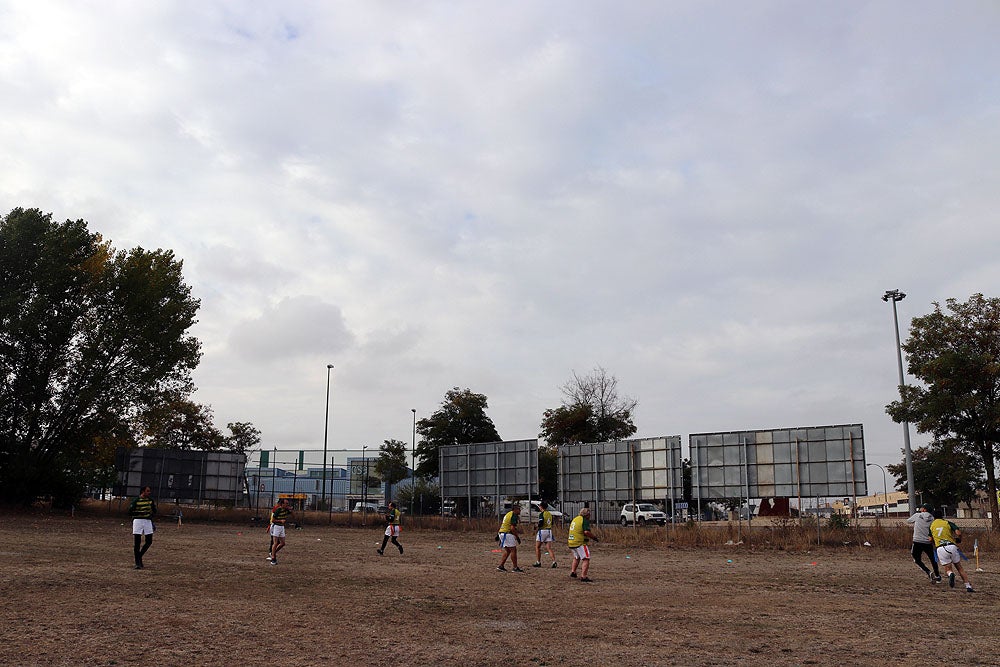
[3,2,998,474]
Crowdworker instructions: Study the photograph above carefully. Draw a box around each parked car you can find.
[352,502,380,513]
[620,503,667,526]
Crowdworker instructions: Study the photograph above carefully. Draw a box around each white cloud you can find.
[3,1,999,471]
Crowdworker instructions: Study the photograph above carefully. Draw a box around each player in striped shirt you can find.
[128,486,157,570]
[267,498,293,565]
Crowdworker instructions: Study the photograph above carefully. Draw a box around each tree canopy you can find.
[539,366,638,446]
[886,294,1000,530]
[886,440,982,513]
[0,208,256,505]
[375,438,409,500]
[414,387,500,478]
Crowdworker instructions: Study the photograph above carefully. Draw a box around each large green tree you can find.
[886,439,983,514]
[375,438,409,501]
[886,294,1000,530]
[0,208,201,505]
[414,387,500,478]
[540,366,638,446]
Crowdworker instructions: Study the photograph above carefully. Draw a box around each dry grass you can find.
[3,508,998,667]
[79,499,999,552]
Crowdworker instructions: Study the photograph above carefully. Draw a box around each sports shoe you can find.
[927,571,934,582]
[570,572,577,578]
[133,564,143,570]
[532,562,541,568]
[512,567,524,573]
[496,565,507,572]
[934,575,942,583]
[270,559,277,566]
[949,572,955,588]
[579,577,593,582]
[551,562,558,568]
[376,549,384,556]
[966,586,976,593]
[397,545,403,555]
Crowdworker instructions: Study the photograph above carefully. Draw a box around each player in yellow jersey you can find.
[496,504,523,572]
[533,500,558,568]
[567,507,599,582]
[930,512,974,592]
[378,502,404,556]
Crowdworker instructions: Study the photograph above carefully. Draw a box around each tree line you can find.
[4,208,999,528]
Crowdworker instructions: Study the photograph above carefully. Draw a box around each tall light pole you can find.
[362,444,369,524]
[410,409,417,517]
[321,364,334,512]
[883,289,916,511]
[867,463,889,516]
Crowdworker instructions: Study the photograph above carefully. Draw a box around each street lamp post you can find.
[321,364,334,513]
[362,444,369,525]
[867,463,889,517]
[410,409,416,517]
[883,289,916,512]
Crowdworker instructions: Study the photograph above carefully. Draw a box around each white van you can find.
[352,502,380,513]
[505,500,565,524]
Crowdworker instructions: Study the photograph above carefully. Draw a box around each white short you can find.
[498,533,518,548]
[270,524,286,538]
[536,529,554,543]
[132,519,154,536]
[385,525,401,537]
[937,543,961,565]
[569,545,590,560]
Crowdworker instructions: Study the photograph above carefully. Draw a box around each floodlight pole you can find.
[882,290,916,512]
[321,364,334,513]
[410,409,417,517]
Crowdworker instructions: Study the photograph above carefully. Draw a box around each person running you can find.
[906,501,940,583]
[267,498,293,566]
[532,500,558,568]
[496,503,523,572]
[378,502,404,555]
[568,507,599,582]
[930,512,974,593]
[128,486,157,569]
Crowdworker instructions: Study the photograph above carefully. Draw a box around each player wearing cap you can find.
[906,501,940,583]
[533,500,558,569]
[567,507,599,582]
[496,504,523,572]
[930,512,974,592]
[377,502,404,556]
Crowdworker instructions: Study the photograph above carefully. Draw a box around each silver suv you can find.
[620,503,667,526]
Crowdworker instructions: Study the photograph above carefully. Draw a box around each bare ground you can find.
[1,513,996,667]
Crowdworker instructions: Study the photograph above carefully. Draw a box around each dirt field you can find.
[2,513,996,667]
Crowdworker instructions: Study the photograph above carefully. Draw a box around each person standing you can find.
[496,503,523,572]
[532,501,557,568]
[906,501,940,583]
[930,512,974,592]
[378,502,404,555]
[268,498,293,566]
[567,507,599,582]
[128,486,157,570]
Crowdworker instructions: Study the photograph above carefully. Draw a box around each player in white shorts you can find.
[533,500,558,568]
